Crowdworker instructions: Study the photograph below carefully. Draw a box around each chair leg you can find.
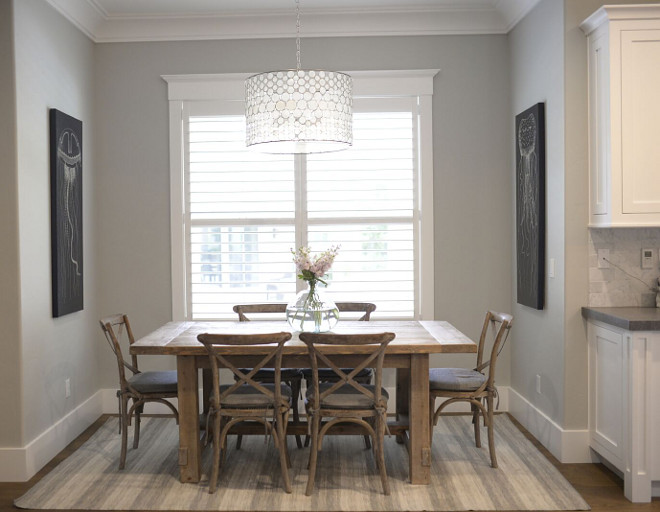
[133,402,142,450]
[429,395,436,447]
[486,394,497,468]
[472,401,481,448]
[305,413,321,496]
[119,395,129,470]
[208,414,221,494]
[290,379,303,449]
[275,414,292,493]
[235,434,243,450]
[375,414,390,495]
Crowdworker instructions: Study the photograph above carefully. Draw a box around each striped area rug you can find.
[15,415,589,511]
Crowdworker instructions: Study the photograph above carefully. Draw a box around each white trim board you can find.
[508,387,591,464]
[44,0,542,42]
[0,392,103,482]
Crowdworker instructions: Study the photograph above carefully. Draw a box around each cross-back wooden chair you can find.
[429,310,513,468]
[197,331,293,494]
[301,302,376,447]
[99,314,179,469]
[302,302,376,384]
[232,303,305,448]
[300,331,396,496]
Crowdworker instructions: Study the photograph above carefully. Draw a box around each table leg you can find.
[177,355,201,483]
[408,354,431,484]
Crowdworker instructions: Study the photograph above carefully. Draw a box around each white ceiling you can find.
[45,0,541,42]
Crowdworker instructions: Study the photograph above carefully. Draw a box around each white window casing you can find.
[165,70,437,321]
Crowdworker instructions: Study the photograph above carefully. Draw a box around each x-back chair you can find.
[197,331,294,494]
[300,331,395,496]
[99,314,179,469]
[429,310,513,468]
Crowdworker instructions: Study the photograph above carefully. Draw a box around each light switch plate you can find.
[642,248,654,269]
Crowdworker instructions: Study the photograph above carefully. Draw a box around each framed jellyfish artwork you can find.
[49,109,83,317]
[515,102,545,310]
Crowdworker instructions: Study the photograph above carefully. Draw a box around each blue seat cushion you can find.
[128,370,177,394]
[220,383,292,408]
[429,368,487,392]
[306,383,388,409]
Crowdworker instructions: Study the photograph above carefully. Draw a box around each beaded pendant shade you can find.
[245,0,352,154]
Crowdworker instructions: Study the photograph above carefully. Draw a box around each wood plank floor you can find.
[1,414,657,512]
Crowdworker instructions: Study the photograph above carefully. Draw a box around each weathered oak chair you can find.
[300,331,395,496]
[429,310,513,468]
[301,302,376,386]
[300,302,376,448]
[232,304,305,448]
[197,331,293,494]
[99,314,179,469]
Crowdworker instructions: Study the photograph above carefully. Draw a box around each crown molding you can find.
[45,0,540,43]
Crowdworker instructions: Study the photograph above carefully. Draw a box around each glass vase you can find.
[286,281,339,333]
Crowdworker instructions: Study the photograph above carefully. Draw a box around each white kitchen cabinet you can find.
[586,318,660,502]
[581,5,660,227]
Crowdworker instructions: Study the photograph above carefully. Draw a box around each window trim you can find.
[164,69,437,321]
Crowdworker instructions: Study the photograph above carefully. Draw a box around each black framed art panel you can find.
[515,102,545,310]
[50,109,83,317]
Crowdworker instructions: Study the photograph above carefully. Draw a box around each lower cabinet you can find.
[587,320,660,502]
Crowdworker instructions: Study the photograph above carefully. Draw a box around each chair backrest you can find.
[233,302,376,322]
[233,303,286,322]
[197,332,292,409]
[336,302,376,321]
[99,314,139,389]
[299,332,395,409]
[474,311,513,387]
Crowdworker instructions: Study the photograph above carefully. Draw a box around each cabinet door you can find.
[588,27,610,218]
[621,29,660,214]
[588,322,625,470]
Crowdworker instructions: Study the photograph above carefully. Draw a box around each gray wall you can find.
[0,0,22,447]
[13,0,99,443]
[507,0,657,433]
[94,35,513,388]
[509,0,567,425]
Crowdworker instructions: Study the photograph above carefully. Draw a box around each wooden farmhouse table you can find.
[131,320,476,485]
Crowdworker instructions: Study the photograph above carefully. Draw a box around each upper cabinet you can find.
[581,5,660,227]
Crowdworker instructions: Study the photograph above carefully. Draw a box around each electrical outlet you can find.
[65,378,71,398]
[642,248,654,269]
[597,249,610,268]
[535,374,541,394]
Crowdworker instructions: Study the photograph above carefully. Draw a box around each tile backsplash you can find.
[589,228,660,307]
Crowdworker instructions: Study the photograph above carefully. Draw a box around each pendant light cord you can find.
[296,0,301,70]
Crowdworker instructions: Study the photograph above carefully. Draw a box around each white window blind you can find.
[186,101,417,320]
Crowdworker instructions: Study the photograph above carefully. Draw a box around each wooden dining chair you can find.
[300,302,376,448]
[99,314,179,469]
[429,310,513,468]
[300,331,396,496]
[232,303,305,449]
[197,331,293,494]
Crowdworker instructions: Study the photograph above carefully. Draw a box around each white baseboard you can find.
[0,391,103,482]
[508,387,591,463]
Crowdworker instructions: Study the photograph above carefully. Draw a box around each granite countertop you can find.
[582,307,660,331]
